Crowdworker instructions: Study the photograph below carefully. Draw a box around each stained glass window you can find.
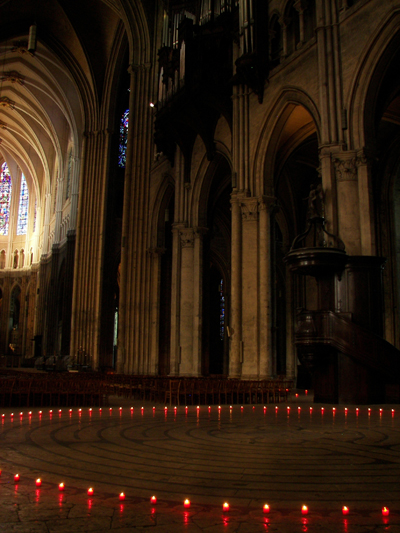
[0,162,12,236]
[17,174,29,235]
[33,198,37,233]
[66,149,72,200]
[118,109,129,167]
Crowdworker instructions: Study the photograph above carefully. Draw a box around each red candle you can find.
[150,495,157,505]
[223,502,230,512]
[301,505,308,515]
[87,487,94,496]
[36,478,42,487]
[14,474,20,482]
[119,492,125,501]
[342,506,349,515]
[59,482,65,491]
[263,504,270,513]
[184,499,190,509]
[382,507,389,517]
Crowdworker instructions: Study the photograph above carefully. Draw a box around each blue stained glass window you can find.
[17,174,29,235]
[118,109,129,167]
[0,162,12,236]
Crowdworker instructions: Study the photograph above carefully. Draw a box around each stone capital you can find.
[259,195,278,212]
[179,227,194,248]
[332,153,358,182]
[241,197,259,221]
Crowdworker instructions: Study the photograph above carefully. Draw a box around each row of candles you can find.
[3,475,393,517]
[0,405,397,418]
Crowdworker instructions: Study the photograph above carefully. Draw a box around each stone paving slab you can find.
[0,395,399,531]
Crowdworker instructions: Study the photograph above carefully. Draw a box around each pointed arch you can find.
[348,10,400,149]
[253,88,320,196]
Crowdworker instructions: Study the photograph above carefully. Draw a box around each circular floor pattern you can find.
[1,401,400,511]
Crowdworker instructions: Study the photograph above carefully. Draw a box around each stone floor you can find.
[0,392,399,532]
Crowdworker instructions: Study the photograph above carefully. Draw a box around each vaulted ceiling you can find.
[0,0,135,210]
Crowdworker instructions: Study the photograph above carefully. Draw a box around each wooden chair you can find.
[164,379,180,406]
[0,377,15,407]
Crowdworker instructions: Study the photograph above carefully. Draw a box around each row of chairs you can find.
[0,376,106,407]
[162,378,293,406]
[0,371,293,408]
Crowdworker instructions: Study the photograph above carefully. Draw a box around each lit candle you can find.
[301,505,308,515]
[342,506,349,515]
[184,499,190,509]
[223,502,230,511]
[36,478,42,487]
[87,487,94,496]
[119,407,122,411]
[263,504,270,513]
[382,507,389,516]
[14,474,20,482]
[119,492,125,501]
[49,409,53,414]
[150,495,157,505]
[59,482,65,491]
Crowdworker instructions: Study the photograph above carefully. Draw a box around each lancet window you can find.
[17,174,29,235]
[118,109,129,168]
[0,162,12,236]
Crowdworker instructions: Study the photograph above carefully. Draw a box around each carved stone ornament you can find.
[0,71,25,85]
[241,199,259,221]
[11,41,32,56]
[179,228,194,248]
[332,155,358,182]
[0,96,16,109]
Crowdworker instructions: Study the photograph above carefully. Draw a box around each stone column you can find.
[229,190,242,378]
[294,1,305,45]
[70,129,111,371]
[169,224,182,376]
[259,196,276,379]
[178,227,194,376]
[148,248,163,376]
[285,267,296,380]
[356,149,376,255]
[332,153,361,255]
[117,62,153,374]
[241,197,259,379]
[192,227,206,377]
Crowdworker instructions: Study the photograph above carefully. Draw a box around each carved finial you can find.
[0,71,25,85]
[0,97,16,109]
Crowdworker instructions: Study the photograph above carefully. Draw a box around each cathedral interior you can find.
[0,0,400,404]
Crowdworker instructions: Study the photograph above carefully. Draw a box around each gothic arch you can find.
[253,88,320,196]
[149,174,175,250]
[348,10,400,150]
[193,150,233,229]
